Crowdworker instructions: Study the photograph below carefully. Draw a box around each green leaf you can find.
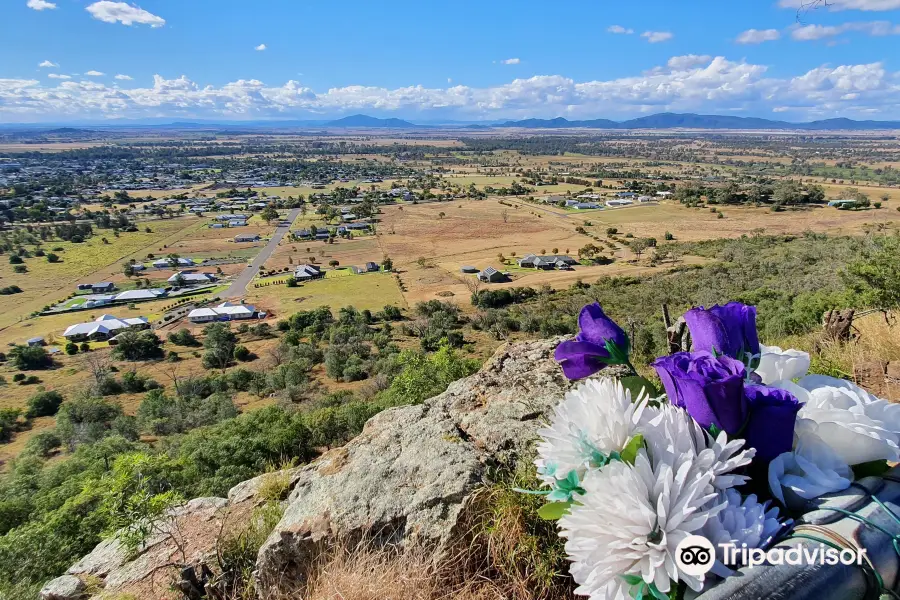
[620,574,644,586]
[620,434,644,465]
[708,422,722,437]
[537,501,571,520]
[853,459,890,479]
[649,583,670,600]
[621,376,658,400]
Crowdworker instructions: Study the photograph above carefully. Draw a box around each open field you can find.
[246,271,405,316]
[375,198,899,305]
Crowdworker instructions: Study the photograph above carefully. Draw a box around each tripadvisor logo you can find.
[675,535,868,575]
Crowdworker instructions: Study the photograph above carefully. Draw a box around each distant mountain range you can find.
[325,114,418,128]
[3,112,900,131]
[496,112,900,130]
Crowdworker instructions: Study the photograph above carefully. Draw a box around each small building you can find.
[62,315,149,342]
[91,282,116,294]
[606,199,634,207]
[460,266,479,274]
[294,229,312,239]
[168,272,216,285]
[478,266,505,283]
[637,195,653,203]
[228,219,248,227]
[294,264,324,281]
[153,257,194,269]
[26,337,45,347]
[365,262,380,273]
[315,231,330,240]
[234,233,261,243]
[656,191,673,198]
[84,295,115,308]
[571,202,602,210]
[114,289,167,302]
[187,302,256,323]
[828,199,858,208]
[518,254,578,270]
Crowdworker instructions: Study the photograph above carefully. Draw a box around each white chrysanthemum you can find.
[754,344,811,385]
[560,450,721,599]
[639,402,756,490]
[768,431,853,511]
[775,375,900,466]
[535,377,646,485]
[701,488,789,575]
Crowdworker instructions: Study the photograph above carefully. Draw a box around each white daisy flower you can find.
[535,377,647,487]
[639,401,756,490]
[701,488,790,576]
[560,450,722,599]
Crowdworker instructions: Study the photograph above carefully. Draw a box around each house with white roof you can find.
[187,302,256,324]
[168,272,216,285]
[293,264,323,281]
[115,289,167,302]
[153,257,195,269]
[62,315,150,342]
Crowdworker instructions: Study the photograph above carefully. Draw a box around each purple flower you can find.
[554,303,629,380]
[652,351,748,434]
[684,302,760,360]
[744,385,801,461]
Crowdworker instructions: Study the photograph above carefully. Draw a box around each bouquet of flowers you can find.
[530,302,900,600]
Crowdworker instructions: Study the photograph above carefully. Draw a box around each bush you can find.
[8,344,51,370]
[23,430,62,457]
[25,390,64,418]
[0,286,22,295]
[56,395,135,448]
[8,255,22,265]
[12,265,26,274]
[12,373,25,382]
[79,342,90,353]
[0,409,21,442]
[111,330,163,361]
[46,253,60,263]
[167,328,200,347]
[233,345,252,362]
[65,342,78,355]
[19,376,40,386]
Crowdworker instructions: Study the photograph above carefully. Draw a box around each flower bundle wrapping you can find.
[536,302,900,600]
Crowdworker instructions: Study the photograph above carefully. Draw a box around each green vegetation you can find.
[0,302,480,598]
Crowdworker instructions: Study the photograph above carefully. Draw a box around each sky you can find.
[1,0,900,123]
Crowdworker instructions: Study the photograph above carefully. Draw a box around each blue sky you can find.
[2,0,900,122]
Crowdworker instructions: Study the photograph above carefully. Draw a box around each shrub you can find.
[12,265,27,274]
[56,395,135,449]
[9,346,54,371]
[23,430,62,458]
[233,345,252,362]
[79,342,90,353]
[0,286,22,295]
[167,328,200,347]
[46,253,60,263]
[8,255,22,265]
[25,390,64,418]
[0,409,21,442]
[12,373,25,383]
[65,342,78,355]
[111,330,163,361]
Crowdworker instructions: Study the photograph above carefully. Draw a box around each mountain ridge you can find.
[497,112,900,130]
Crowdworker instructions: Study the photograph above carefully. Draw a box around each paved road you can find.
[222,208,301,298]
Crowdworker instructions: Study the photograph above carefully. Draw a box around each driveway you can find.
[222,208,301,298]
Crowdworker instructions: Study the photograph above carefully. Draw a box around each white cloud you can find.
[779,0,900,10]
[736,28,782,44]
[114,74,133,80]
[607,25,634,34]
[501,58,521,65]
[447,78,453,83]
[255,44,267,51]
[38,60,58,68]
[791,20,900,40]
[27,0,57,10]
[86,1,165,27]
[642,31,674,43]
[47,74,71,79]
[85,70,105,77]
[666,55,713,69]
[1,57,899,122]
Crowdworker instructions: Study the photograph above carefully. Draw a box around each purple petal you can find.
[578,303,627,349]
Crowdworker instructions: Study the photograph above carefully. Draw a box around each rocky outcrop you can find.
[38,575,86,600]
[253,337,574,596]
[45,337,576,600]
